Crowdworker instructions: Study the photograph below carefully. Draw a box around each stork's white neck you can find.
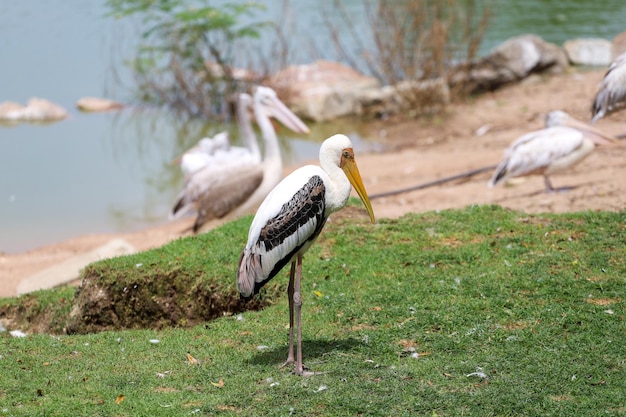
[320,150,351,214]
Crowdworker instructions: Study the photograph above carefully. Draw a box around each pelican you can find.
[174,93,260,180]
[177,131,231,178]
[237,134,375,376]
[591,51,626,123]
[546,110,619,139]
[172,93,259,179]
[488,110,616,192]
[171,86,310,231]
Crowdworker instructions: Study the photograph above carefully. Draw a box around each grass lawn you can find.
[1,204,624,416]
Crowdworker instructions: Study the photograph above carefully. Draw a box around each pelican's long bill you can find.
[546,111,619,145]
[264,91,310,135]
[340,148,375,223]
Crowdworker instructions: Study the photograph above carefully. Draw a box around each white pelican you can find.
[488,110,616,192]
[174,93,260,179]
[591,51,626,123]
[178,131,231,178]
[237,134,375,376]
[171,86,310,232]
[546,110,619,140]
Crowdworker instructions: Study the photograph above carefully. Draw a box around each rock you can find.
[563,38,613,66]
[359,78,450,118]
[0,97,68,122]
[16,239,136,295]
[22,97,68,121]
[0,101,27,121]
[76,97,124,112]
[357,85,396,117]
[267,60,381,122]
[452,35,569,92]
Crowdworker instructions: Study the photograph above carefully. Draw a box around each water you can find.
[484,0,626,51]
[1,0,625,254]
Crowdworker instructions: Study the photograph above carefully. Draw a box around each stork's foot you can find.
[281,361,324,376]
[295,369,323,377]
[279,358,294,369]
[294,364,325,377]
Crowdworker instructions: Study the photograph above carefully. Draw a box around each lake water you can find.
[1,0,625,254]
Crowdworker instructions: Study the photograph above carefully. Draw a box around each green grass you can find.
[1,204,625,416]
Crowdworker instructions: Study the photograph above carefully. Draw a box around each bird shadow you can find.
[491,181,592,204]
[247,336,363,367]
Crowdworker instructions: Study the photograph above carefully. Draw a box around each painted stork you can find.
[171,86,309,232]
[488,110,616,192]
[237,134,375,376]
[591,51,626,123]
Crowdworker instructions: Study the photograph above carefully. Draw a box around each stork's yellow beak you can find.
[341,153,375,223]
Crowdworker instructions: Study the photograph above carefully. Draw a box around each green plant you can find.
[107,0,269,118]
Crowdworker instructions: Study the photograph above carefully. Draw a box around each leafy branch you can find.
[107,0,269,119]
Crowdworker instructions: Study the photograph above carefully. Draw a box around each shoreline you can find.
[2,67,625,298]
[0,217,196,298]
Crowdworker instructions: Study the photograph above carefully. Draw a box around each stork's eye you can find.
[342,150,351,159]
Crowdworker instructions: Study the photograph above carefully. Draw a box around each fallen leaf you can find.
[313,290,323,297]
[187,353,199,365]
[210,379,225,388]
[398,317,415,327]
[115,394,125,404]
[398,339,417,349]
[218,405,238,411]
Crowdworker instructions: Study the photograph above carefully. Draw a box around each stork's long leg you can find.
[294,253,305,375]
[280,261,296,368]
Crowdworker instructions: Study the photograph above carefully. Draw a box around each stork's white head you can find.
[319,134,353,168]
[319,134,375,223]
